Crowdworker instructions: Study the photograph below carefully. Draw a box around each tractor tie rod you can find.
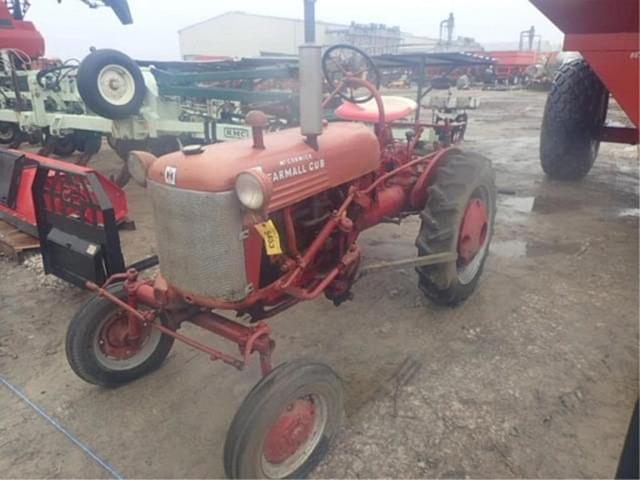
[357,252,457,279]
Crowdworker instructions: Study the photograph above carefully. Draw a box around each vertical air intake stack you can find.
[299,0,323,150]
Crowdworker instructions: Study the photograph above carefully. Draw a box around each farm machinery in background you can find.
[532,0,638,180]
[0,0,302,188]
[0,0,135,260]
[0,49,302,184]
[415,24,565,91]
[0,0,133,154]
[0,0,304,247]
[480,26,562,89]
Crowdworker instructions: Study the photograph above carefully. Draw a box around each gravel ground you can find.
[0,88,637,479]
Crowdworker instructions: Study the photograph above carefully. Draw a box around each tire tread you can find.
[415,151,496,306]
[540,59,608,180]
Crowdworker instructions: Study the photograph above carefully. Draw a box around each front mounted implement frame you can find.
[32,161,127,287]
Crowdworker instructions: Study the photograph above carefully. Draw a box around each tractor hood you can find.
[147,122,380,211]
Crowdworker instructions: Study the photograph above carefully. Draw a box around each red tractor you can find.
[64,7,496,477]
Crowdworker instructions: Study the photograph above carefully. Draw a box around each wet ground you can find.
[0,89,638,478]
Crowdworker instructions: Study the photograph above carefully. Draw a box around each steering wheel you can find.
[322,44,381,104]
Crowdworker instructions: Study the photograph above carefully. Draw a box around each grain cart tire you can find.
[0,122,18,144]
[415,151,496,306]
[540,59,608,180]
[65,283,175,387]
[77,49,146,120]
[224,360,344,479]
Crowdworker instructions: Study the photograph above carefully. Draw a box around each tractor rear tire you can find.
[540,59,609,180]
[415,151,496,306]
[65,283,175,387]
[77,49,146,120]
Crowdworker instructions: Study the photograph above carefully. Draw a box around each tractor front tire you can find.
[540,59,609,180]
[65,283,175,387]
[224,360,344,479]
[416,151,496,306]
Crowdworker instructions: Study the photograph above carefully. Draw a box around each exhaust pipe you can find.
[299,0,323,149]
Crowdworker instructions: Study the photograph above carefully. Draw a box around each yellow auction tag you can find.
[255,219,283,256]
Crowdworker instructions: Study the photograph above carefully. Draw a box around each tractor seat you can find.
[335,96,417,123]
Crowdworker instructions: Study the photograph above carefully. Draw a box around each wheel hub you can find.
[263,397,316,465]
[458,198,488,265]
[98,64,135,106]
[98,312,149,360]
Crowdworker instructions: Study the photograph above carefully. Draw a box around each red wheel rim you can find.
[458,198,489,266]
[263,397,317,465]
[97,312,150,360]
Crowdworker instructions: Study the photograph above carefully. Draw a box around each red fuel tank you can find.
[147,122,381,211]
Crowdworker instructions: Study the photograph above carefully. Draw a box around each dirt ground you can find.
[0,88,638,479]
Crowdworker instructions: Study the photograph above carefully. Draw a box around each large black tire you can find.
[77,49,146,120]
[224,360,344,479]
[540,59,609,180]
[65,284,174,387]
[52,133,77,157]
[416,151,496,306]
[0,122,19,145]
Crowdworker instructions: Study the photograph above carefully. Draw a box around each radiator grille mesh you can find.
[148,181,248,301]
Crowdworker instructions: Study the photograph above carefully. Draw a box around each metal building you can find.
[179,12,343,60]
[178,11,444,60]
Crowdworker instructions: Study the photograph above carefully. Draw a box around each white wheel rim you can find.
[97,64,136,107]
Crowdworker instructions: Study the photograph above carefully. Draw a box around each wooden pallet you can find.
[0,219,40,262]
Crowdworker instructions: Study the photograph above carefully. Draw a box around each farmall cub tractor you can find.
[64,19,496,479]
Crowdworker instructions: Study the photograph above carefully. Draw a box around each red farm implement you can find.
[0,149,132,285]
[532,0,639,179]
[485,50,542,85]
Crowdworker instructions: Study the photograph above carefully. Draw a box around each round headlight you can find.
[235,170,271,210]
[126,150,155,187]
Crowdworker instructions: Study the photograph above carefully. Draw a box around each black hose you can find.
[36,64,79,89]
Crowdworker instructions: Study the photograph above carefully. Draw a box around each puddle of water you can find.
[527,241,582,257]
[492,239,582,258]
[618,208,640,218]
[532,196,583,214]
[499,195,583,216]
[499,196,535,214]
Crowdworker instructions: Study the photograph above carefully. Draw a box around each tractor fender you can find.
[409,146,462,210]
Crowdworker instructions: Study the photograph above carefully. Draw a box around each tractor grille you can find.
[148,181,249,302]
